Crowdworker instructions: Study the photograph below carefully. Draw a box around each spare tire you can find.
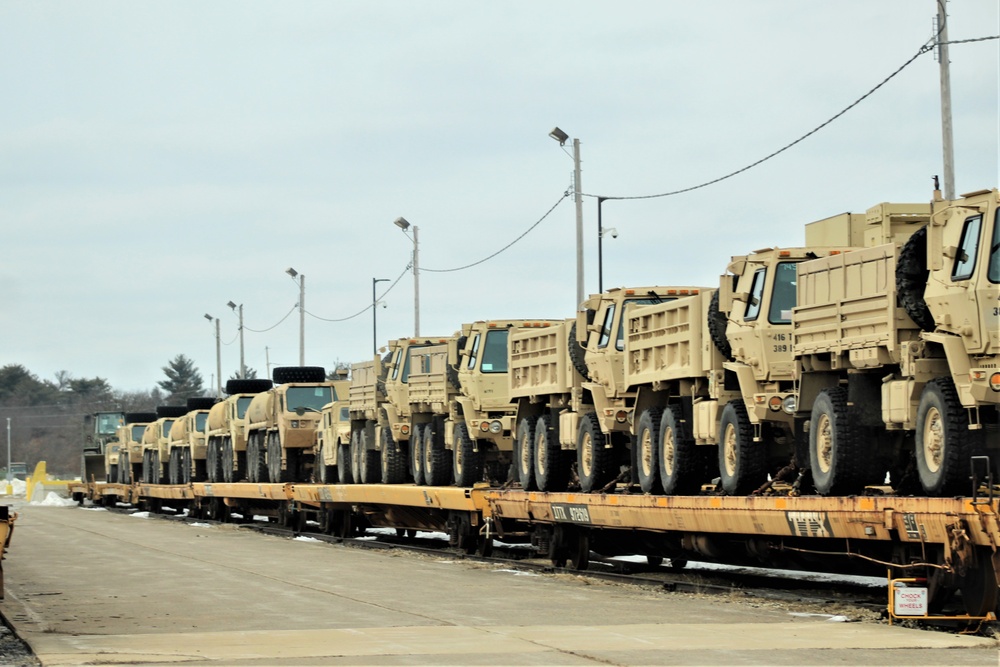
[156,405,189,419]
[707,290,734,361]
[446,335,468,390]
[125,412,158,424]
[272,366,327,384]
[225,378,273,395]
[186,397,218,411]
[896,226,935,331]
[567,322,591,382]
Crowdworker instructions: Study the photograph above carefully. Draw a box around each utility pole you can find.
[204,314,222,396]
[6,418,11,495]
[572,137,584,308]
[393,218,420,336]
[373,277,389,354]
[936,0,955,199]
[228,301,246,379]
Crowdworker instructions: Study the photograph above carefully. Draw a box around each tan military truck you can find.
[205,379,273,483]
[140,406,188,484]
[509,287,703,493]
[83,411,123,483]
[115,412,157,484]
[346,354,390,484]
[315,397,352,483]
[166,397,217,484]
[793,189,999,496]
[244,366,340,483]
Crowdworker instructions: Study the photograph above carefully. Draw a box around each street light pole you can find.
[6,418,10,483]
[372,277,389,354]
[227,301,245,379]
[596,197,620,294]
[393,217,420,336]
[936,0,955,199]
[286,268,305,366]
[549,127,584,308]
[204,314,222,396]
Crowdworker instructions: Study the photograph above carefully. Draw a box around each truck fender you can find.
[920,331,975,407]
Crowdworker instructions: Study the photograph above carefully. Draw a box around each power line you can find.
[422,192,570,273]
[589,34,998,202]
[305,263,411,323]
[243,304,297,333]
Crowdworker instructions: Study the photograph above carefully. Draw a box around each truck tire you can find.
[152,450,164,484]
[381,428,407,484]
[717,400,765,495]
[707,290,734,361]
[408,429,425,485]
[446,336,467,390]
[514,417,536,490]
[221,438,233,482]
[247,432,268,483]
[225,378,273,395]
[567,322,591,381]
[267,433,290,483]
[272,366,326,384]
[119,454,130,484]
[453,422,482,487]
[108,464,118,484]
[896,226,935,331]
[168,450,180,485]
[186,397,217,411]
[916,378,976,496]
[182,448,193,484]
[809,387,867,495]
[315,441,330,483]
[338,439,354,484]
[534,414,568,492]
[636,408,663,494]
[156,405,188,419]
[357,429,381,484]
[577,413,613,492]
[125,412,157,424]
[660,404,702,495]
[422,423,451,487]
[206,439,219,483]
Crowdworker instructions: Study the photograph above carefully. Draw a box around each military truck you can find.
[315,397,352,483]
[166,397,217,484]
[793,189,999,496]
[82,411,124,482]
[244,366,340,483]
[205,379,273,483]
[140,406,188,484]
[113,412,157,484]
[350,336,458,486]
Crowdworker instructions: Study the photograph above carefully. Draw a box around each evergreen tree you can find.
[228,367,258,380]
[158,355,205,403]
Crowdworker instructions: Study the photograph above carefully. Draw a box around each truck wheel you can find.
[407,429,424,485]
[534,414,568,491]
[896,226,935,331]
[717,400,765,495]
[515,417,536,490]
[272,366,326,384]
[315,442,329,483]
[224,378,273,395]
[168,450,179,485]
[423,424,451,486]
[248,433,268,483]
[206,440,218,483]
[220,438,233,483]
[453,422,482,487]
[567,322,592,381]
[707,290,734,361]
[660,404,701,495]
[338,439,354,484]
[182,449,193,485]
[357,429,381,484]
[154,451,165,484]
[193,455,206,483]
[119,454,129,484]
[381,428,407,484]
[916,378,975,496]
[577,413,612,493]
[636,408,662,494]
[141,451,149,484]
[287,449,306,483]
[267,433,285,483]
[809,387,866,495]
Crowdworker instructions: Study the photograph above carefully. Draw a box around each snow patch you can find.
[31,491,77,507]
[129,511,151,519]
[293,536,321,543]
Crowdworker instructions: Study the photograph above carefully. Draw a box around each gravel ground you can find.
[0,619,38,667]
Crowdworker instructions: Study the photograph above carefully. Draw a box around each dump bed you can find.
[793,243,920,367]
[624,290,723,388]
[509,319,579,399]
[349,358,383,419]
[407,344,453,413]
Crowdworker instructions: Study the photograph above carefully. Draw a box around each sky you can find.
[1,1,998,394]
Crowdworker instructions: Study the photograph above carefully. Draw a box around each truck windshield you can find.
[162,420,175,437]
[195,413,209,431]
[616,297,675,351]
[768,261,798,324]
[96,413,123,435]
[990,209,1000,283]
[286,386,332,412]
[481,330,509,373]
[236,397,253,418]
[130,425,146,442]
[400,346,428,383]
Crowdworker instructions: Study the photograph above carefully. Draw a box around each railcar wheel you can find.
[958,551,1000,618]
[809,386,866,495]
[453,422,482,487]
[408,428,425,486]
[534,414,568,491]
[514,417,535,490]
[717,400,764,495]
[422,423,450,486]
[636,408,662,494]
[381,427,407,484]
[577,413,612,493]
[659,404,702,495]
[916,378,975,496]
[338,439,354,484]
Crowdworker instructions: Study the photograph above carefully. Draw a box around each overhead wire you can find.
[243,304,297,333]
[305,262,411,323]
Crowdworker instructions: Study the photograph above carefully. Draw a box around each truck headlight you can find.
[291,420,300,428]
[781,395,797,414]
[489,420,503,434]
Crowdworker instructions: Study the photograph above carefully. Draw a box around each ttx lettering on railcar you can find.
[551,503,592,524]
[785,511,833,538]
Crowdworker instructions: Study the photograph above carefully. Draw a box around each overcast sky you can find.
[2,1,997,394]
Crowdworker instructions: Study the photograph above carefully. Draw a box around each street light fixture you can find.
[285,267,305,366]
[227,301,246,379]
[548,126,584,308]
[372,277,389,354]
[394,217,420,336]
[204,314,222,397]
[596,197,620,293]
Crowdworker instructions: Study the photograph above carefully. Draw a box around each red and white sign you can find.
[893,587,928,616]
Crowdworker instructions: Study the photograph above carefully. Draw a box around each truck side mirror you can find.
[717,275,734,312]
[576,310,593,343]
